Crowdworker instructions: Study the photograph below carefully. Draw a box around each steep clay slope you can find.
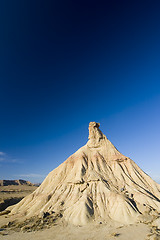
[8,122,160,225]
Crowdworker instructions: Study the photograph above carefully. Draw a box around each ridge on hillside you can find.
[7,122,160,225]
[0,179,35,186]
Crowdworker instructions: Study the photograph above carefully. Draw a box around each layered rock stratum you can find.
[0,179,35,186]
[8,122,160,225]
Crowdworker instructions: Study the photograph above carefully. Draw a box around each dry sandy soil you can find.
[0,214,151,240]
[0,185,37,212]
[0,185,37,199]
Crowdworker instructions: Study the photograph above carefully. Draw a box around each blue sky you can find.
[0,0,160,183]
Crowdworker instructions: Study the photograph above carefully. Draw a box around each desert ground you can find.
[0,185,159,240]
[0,185,37,212]
[0,214,152,240]
[0,187,159,240]
[0,183,158,240]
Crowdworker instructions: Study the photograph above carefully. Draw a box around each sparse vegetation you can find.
[110,232,120,237]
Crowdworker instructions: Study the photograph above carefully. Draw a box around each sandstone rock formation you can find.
[8,122,160,225]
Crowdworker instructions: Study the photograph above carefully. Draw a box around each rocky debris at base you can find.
[1,211,65,232]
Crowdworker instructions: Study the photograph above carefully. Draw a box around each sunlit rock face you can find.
[9,122,160,225]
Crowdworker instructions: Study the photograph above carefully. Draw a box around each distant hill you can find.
[0,179,36,186]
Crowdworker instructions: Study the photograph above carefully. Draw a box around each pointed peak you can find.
[87,122,103,148]
[87,122,123,159]
[89,121,100,128]
[88,122,103,139]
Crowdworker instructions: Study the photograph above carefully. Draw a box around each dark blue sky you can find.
[0,0,160,183]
